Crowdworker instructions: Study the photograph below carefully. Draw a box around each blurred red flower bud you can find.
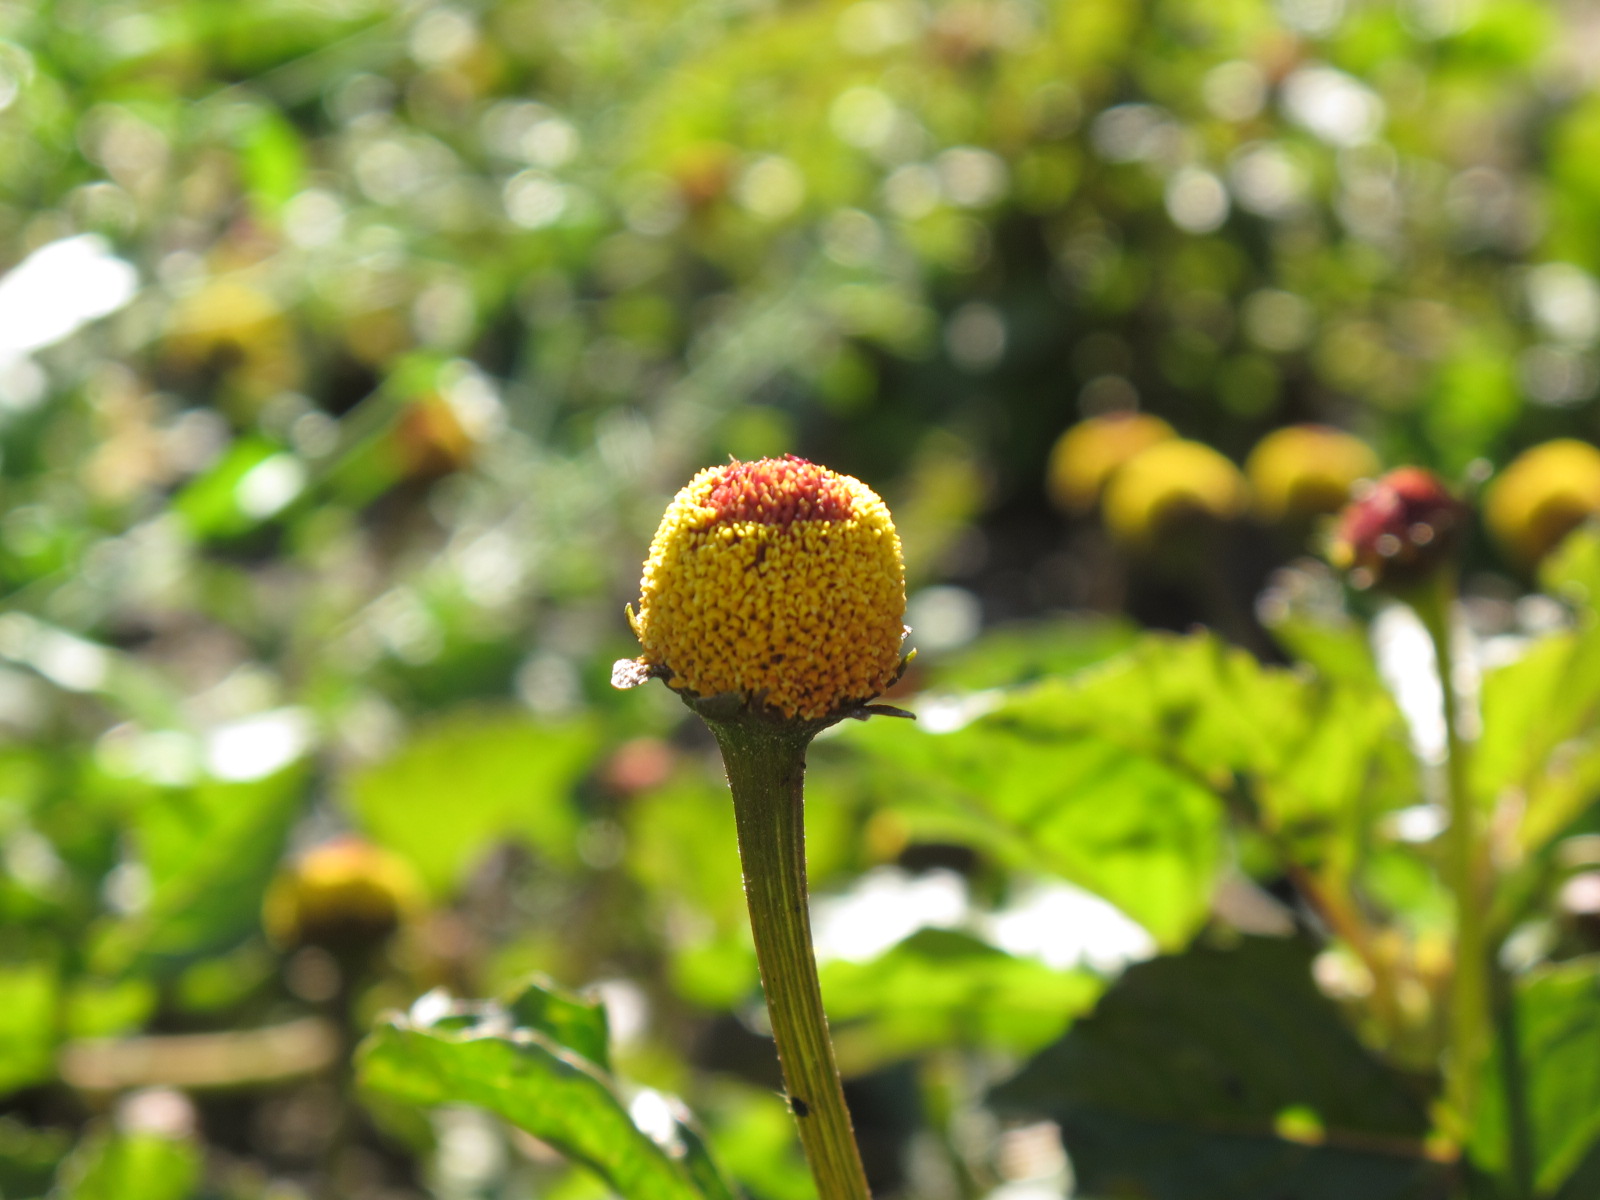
[1328,467,1468,590]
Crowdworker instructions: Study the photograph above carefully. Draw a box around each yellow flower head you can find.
[623,456,906,721]
[1101,439,1249,548]
[1246,424,1379,524]
[1486,439,1600,566]
[262,836,423,951]
[1046,412,1176,514]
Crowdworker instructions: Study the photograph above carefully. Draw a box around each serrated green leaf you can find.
[1005,633,1415,835]
[832,713,1222,946]
[832,631,1413,945]
[503,975,612,1074]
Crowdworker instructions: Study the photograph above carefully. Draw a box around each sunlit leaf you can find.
[919,614,1139,692]
[821,928,1101,1070]
[831,711,1223,947]
[1475,628,1600,854]
[359,994,728,1200]
[54,1131,200,1200]
[503,975,611,1074]
[0,962,57,1097]
[344,709,597,898]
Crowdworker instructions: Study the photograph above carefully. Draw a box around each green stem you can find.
[709,719,872,1200]
[1490,950,1535,1198]
[1413,576,1490,1140]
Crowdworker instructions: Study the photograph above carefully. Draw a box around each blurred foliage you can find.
[6,0,1600,1196]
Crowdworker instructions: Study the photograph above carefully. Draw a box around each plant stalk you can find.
[709,719,872,1200]
[1413,576,1490,1140]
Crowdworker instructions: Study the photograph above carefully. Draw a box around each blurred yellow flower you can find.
[1101,439,1249,548]
[163,279,300,397]
[626,456,905,721]
[263,837,423,952]
[1246,424,1379,524]
[1486,439,1600,566]
[1047,412,1175,514]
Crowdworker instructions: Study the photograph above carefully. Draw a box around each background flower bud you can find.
[1100,439,1249,549]
[1246,424,1379,525]
[1047,412,1175,514]
[263,837,424,953]
[1485,439,1600,567]
[1329,466,1467,590]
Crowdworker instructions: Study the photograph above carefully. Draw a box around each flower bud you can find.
[1328,467,1467,590]
[618,456,906,722]
[263,837,423,952]
[1246,425,1379,524]
[1485,439,1600,566]
[1046,412,1175,514]
[1100,439,1249,548]
[393,393,476,481]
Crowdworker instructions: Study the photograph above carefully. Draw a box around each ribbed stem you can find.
[709,719,871,1200]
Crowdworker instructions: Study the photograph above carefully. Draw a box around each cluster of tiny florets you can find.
[628,457,905,721]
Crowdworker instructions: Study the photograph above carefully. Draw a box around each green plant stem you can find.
[709,719,872,1200]
[1490,951,1535,1198]
[1412,576,1490,1140]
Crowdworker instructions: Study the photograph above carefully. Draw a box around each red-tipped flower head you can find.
[1329,467,1467,590]
[620,456,906,721]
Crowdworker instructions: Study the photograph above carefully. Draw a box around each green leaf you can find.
[171,438,291,540]
[992,936,1443,1200]
[702,1086,815,1200]
[55,1131,200,1200]
[1471,957,1600,1196]
[920,615,1139,691]
[1475,627,1600,854]
[237,107,305,216]
[820,929,1101,1070]
[1005,633,1415,838]
[831,713,1223,947]
[93,766,306,973]
[503,975,612,1074]
[0,962,57,1097]
[0,1117,70,1197]
[358,994,726,1200]
[1266,607,1388,694]
[63,976,157,1039]
[344,709,597,898]
[1542,525,1600,613]
[832,632,1413,945]
[624,771,758,1009]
